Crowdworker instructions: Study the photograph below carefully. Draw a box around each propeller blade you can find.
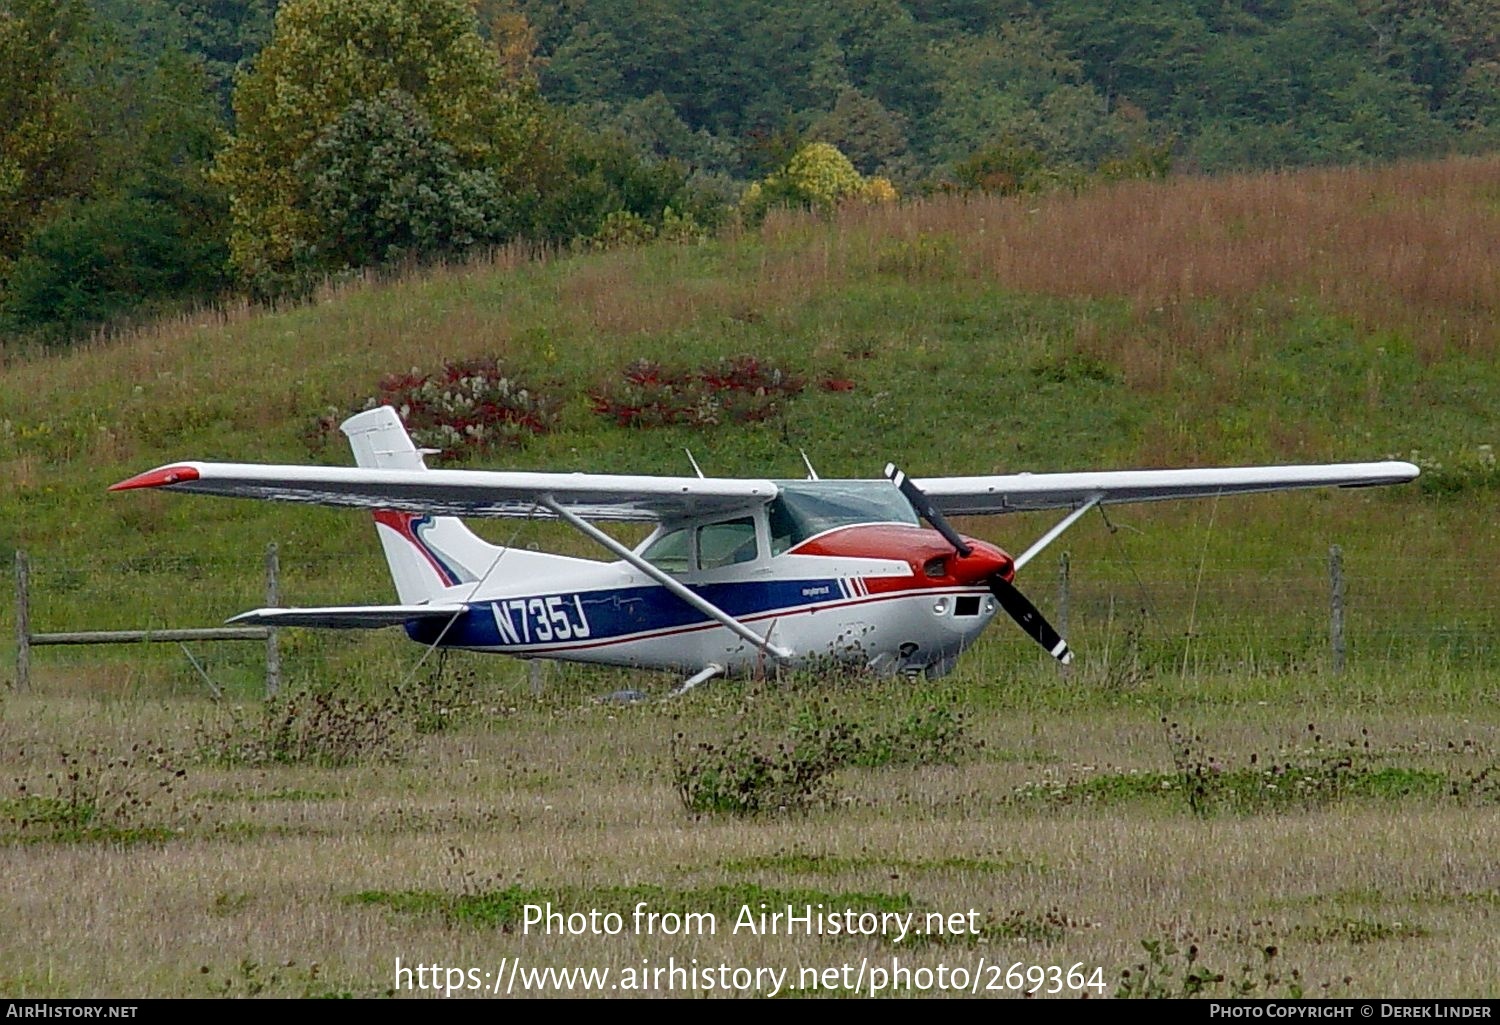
[989,575,1073,665]
[884,463,972,557]
[886,462,1073,664]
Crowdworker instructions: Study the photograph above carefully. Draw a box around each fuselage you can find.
[405,522,1010,676]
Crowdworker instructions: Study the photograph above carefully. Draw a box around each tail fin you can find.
[341,406,503,603]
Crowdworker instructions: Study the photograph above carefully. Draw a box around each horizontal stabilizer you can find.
[227,604,468,630]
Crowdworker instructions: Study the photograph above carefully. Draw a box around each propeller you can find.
[885,463,1073,665]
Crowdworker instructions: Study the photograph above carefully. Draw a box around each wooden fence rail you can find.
[13,544,283,696]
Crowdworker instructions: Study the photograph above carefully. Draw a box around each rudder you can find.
[342,406,502,603]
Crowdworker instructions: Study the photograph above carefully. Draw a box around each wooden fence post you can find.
[1329,544,1345,675]
[264,543,281,697]
[1058,551,1070,637]
[15,551,30,692]
[1058,551,1071,674]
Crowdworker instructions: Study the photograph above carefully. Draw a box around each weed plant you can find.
[672,682,975,816]
[1115,934,1318,999]
[3,744,185,843]
[1009,721,1457,814]
[195,688,406,767]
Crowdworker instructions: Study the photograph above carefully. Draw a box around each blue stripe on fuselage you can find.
[403,578,848,649]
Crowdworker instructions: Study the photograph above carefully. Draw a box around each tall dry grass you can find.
[835,154,1500,361]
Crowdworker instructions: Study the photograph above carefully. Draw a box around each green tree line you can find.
[2,0,1496,344]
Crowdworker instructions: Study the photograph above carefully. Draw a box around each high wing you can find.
[915,461,1419,516]
[110,463,779,522]
[228,604,468,629]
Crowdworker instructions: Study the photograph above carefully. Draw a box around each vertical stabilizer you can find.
[342,405,428,471]
[341,406,502,603]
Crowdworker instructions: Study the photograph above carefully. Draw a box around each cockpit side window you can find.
[640,526,693,572]
[697,517,758,569]
[768,498,798,556]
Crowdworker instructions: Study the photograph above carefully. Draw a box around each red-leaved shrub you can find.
[590,354,804,428]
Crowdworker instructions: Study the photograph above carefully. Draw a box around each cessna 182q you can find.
[111,406,1418,690]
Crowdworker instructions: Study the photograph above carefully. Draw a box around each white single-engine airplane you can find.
[111,406,1418,690]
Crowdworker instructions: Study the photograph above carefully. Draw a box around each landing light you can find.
[932,598,948,614]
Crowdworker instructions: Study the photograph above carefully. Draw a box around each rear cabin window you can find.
[698,517,758,569]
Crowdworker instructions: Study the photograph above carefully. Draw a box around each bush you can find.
[390,667,513,734]
[739,142,897,224]
[1409,446,1499,497]
[307,357,562,459]
[672,690,974,816]
[848,705,976,769]
[532,130,722,247]
[589,354,803,428]
[2,191,228,342]
[951,142,1052,196]
[672,715,860,816]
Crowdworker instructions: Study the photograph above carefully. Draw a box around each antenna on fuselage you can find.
[799,449,820,481]
[684,448,706,478]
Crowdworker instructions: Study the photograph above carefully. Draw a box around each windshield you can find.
[767,480,917,555]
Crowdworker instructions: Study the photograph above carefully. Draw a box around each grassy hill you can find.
[3,154,1499,697]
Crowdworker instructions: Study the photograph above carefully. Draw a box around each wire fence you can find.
[6,540,1499,695]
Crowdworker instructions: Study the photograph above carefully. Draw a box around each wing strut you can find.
[668,663,724,698]
[1012,497,1102,572]
[540,497,794,663]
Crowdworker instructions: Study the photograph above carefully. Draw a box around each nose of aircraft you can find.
[949,539,1013,586]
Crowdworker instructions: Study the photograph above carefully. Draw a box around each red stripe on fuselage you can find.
[788,523,1014,590]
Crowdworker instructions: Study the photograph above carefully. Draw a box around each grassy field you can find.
[1,155,1498,997]
[0,663,1495,998]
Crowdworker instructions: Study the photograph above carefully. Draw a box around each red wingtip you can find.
[109,465,200,492]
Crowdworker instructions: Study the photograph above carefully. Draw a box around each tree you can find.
[215,0,550,285]
[810,89,909,175]
[537,19,624,105]
[302,89,504,268]
[828,0,940,123]
[2,53,230,341]
[608,92,740,176]
[1187,0,1450,169]
[1041,0,1212,116]
[1,190,228,341]
[0,0,93,271]
[172,0,281,114]
[480,0,545,84]
[929,21,1139,169]
[529,127,720,245]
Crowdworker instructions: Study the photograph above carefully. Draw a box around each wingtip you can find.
[109,465,200,492]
